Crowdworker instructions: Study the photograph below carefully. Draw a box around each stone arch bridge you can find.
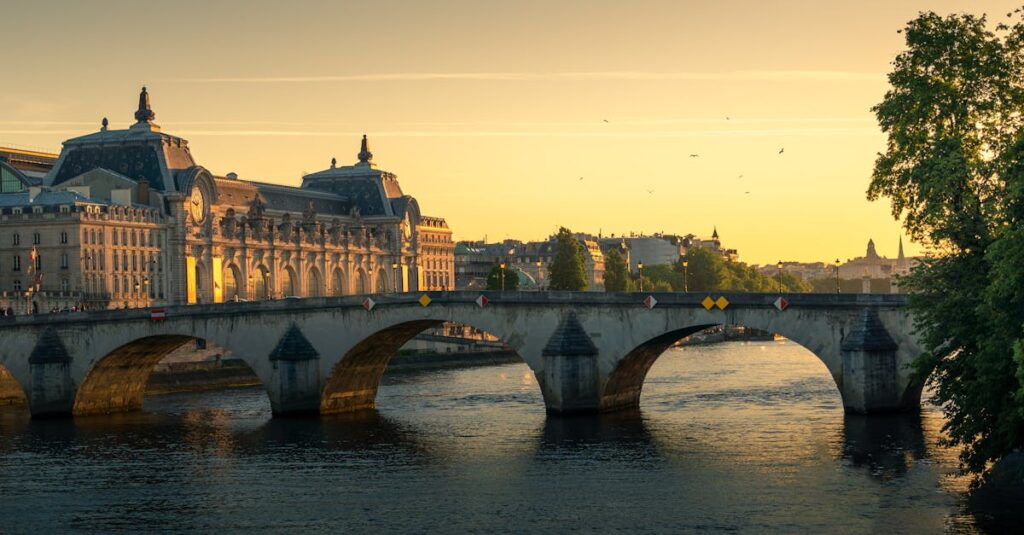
[0,292,921,419]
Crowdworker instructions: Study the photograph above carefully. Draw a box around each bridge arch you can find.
[73,335,266,416]
[320,319,532,414]
[0,364,27,408]
[600,322,844,412]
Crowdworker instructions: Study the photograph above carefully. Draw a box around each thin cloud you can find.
[176,70,882,83]
[176,127,880,138]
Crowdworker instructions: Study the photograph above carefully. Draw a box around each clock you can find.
[189,187,206,223]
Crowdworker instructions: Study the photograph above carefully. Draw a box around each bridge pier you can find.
[27,329,75,417]
[840,309,906,413]
[267,325,322,416]
[539,312,602,414]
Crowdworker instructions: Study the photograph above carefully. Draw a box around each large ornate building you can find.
[0,88,453,313]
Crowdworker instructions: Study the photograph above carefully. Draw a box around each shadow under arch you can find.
[0,364,27,407]
[73,335,266,417]
[600,323,843,412]
[320,320,528,414]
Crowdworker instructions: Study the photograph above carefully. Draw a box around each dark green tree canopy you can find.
[548,227,588,291]
[602,247,631,292]
[486,264,519,291]
[870,8,1024,479]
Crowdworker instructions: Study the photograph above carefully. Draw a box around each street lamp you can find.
[776,261,783,293]
[834,258,841,294]
[682,260,689,292]
[535,259,542,290]
[638,262,644,292]
[499,262,506,292]
[391,261,399,293]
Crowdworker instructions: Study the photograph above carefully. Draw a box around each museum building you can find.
[0,88,454,313]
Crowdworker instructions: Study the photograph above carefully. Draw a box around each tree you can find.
[603,248,630,291]
[548,227,588,291]
[673,247,810,293]
[869,9,1024,478]
[486,264,519,291]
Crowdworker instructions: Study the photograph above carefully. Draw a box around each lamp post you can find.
[638,262,644,292]
[535,259,542,290]
[391,261,399,293]
[682,260,688,292]
[834,258,841,294]
[499,262,506,291]
[776,261,783,293]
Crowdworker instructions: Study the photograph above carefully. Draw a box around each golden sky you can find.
[1,0,1019,264]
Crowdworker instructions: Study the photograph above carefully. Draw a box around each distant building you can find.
[0,87,453,314]
[455,233,606,291]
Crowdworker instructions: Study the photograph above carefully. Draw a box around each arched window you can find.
[332,268,346,296]
[284,268,298,297]
[224,265,240,301]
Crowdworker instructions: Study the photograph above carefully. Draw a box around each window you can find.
[59,205,70,214]
[34,254,41,270]
[113,277,119,295]
[121,253,127,272]
[113,255,119,271]
[61,253,68,269]
[32,232,40,245]
[131,231,137,246]
[112,231,118,245]
[99,255,104,270]
[60,278,69,292]
[98,230,104,245]
[121,229,126,245]
[12,279,21,291]
[0,164,25,193]
[157,234,162,248]
[12,233,19,246]
[60,231,68,244]
[132,254,137,272]
[12,255,20,271]
[158,255,163,272]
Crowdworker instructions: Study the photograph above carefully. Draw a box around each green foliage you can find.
[486,264,519,291]
[870,9,1024,478]
[666,247,810,293]
[548,227,588,291]
[603,248,630,292]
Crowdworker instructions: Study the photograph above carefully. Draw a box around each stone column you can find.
[840,308,903,413]
[267,324,321,415]
[540,312,601,414]
[27,328,74,417]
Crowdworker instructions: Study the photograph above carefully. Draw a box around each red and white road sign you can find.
[150,308,166,321]
[362,297,376,311]
[773,297,789,311]
[644,295,658,309]
[476,295,489,308]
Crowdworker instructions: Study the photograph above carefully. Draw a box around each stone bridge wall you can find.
[0,292,918,419]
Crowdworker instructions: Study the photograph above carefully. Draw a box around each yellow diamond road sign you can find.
[418,294,432,307]
[702,296,715,310]
[715,296,730,310]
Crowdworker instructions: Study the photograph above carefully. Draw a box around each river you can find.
[0,341,1011,533]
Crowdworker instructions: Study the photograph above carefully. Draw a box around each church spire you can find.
[134,86,156,124]
[898,236,905,260]
[712,226,719,240]
[357,134,373,166]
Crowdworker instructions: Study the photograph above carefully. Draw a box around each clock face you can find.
[189,187,206,223]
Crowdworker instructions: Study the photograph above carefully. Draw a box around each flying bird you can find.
[738,174,744,179]
[646,189,655,194]
[602,119,609,123]
[689,154,700,158]
[745,191,750,194]
[778,148,785,155]
[726,116,731,121]
[579,176,584,181]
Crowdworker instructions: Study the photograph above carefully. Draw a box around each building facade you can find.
[0,88,453,313]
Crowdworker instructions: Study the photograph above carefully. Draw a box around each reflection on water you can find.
[0,341,1008,533]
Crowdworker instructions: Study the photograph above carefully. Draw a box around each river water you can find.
[0,341,1011,533]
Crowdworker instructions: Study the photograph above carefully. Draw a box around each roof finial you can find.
[101,117,109,131]
[357,134,373,164]
[330,157,336,168]
[134,85,155,124]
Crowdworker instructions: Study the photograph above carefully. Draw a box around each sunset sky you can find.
[2,0,1020,264]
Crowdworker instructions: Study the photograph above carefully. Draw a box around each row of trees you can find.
[489,227,810,293]
[604,244,810,293]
